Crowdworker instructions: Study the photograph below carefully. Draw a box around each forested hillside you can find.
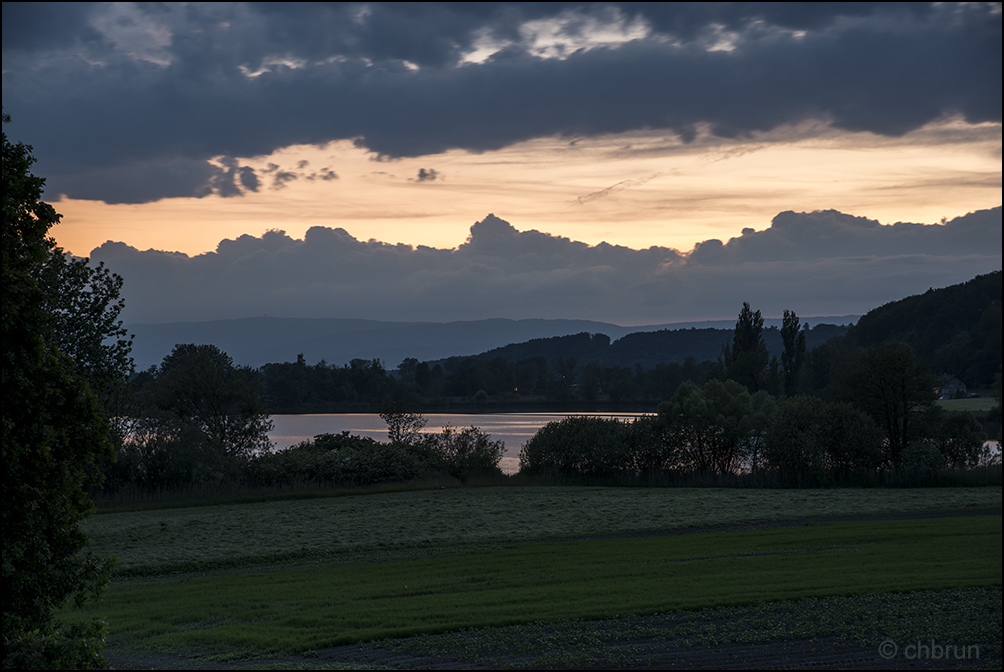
[257,320,850,412]
[472,323,851,369]
[848,270,1001,386]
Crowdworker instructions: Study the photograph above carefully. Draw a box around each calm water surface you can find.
[269,412,650,474]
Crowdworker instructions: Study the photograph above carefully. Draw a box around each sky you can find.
[3,2,1001,325]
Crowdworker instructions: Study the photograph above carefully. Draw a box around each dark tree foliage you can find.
[658,379,769,475]
[141,344,273,459]
[933,300,1002,388]
[848,271,1002,387]
[721,302,770,392]
[262,357,398,412]
[763,396,883,485]
[2,114,115,668]
[35,251,133,412]
[105,414,240,490]
[260,350,720,412]
[780,309,807,396]
[934,411,988,469]
[434,425,506,481]
[111,346,273,489]
[379,400,427,446]
[803,335,863,402]
[845,342,936,465]
[518,416,638,477]
[247,432,427,487]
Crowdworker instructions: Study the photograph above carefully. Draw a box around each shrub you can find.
[518,416,634,477]
[934,411,988,468]
[105,415,243,490]
[433,425,506,481]
[246,432,425,487]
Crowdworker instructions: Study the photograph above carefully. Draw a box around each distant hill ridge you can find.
[124,271,1001,386]
[465,323,851,370]
[126,315,859,371]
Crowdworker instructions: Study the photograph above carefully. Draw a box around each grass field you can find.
[936,397,1000,413]
[85,485,1001,571]
[72,485,1002,668]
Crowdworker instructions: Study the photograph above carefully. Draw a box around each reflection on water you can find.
[268,412,651,475]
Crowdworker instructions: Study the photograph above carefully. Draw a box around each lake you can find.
[269,412,651,474]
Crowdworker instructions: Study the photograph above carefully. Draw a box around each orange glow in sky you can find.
[51,118,1001,258]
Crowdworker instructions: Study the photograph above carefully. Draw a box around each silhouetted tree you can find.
[721,302,769,392]
[35,251,133,409]
[659,379,756,474]
[764,396,883,484]
[143,344,273,459]
[3,113,115,668]
[397,357,419,386]
[845,342,935,465]
[781,310,806,396]
[380,400,427,446]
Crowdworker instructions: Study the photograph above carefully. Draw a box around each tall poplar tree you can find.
[721,302,769,393]
[781,309,807,396]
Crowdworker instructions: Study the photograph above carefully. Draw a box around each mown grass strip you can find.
[84,485,1002,570]
[76,516,1000,654]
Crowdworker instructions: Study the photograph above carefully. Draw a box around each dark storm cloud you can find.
[1,2,106,56]
[3,2,999,204]
[416,168,439,182]
[689,208,1004,265]
[212,158,246,198]
[238,166,259,192]
[90,209,1002,325]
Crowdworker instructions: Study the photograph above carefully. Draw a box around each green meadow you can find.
[86,486,999,570]
[935,396,1000,413]
[74,486,1002,666]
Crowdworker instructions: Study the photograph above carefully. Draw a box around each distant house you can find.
[935,375,967,399]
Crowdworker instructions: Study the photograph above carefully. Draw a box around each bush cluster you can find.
[101,418,509,494]
[246,424,506,487]
[246,432,426,487]
[518,416,655,478]
[519,382,993,487]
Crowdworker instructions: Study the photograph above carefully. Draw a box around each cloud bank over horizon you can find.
[92,208,1003,325]
[4,2,1000,205]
